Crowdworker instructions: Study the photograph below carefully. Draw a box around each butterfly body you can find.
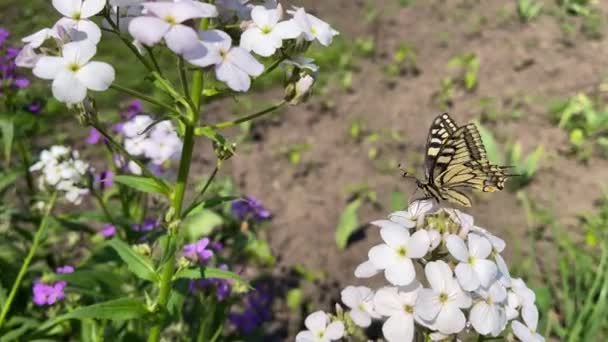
[408,113,513,207]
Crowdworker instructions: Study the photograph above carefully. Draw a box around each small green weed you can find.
[517,0,543,22]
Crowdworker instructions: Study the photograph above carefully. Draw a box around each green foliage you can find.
[280,143,312,165]
[550,93,608,160]
[335,199,362,250]
[108,239,159,282]
[557,0,595,16]
[447,52,480,92]
[384,42,418,78]
[517,0,543,22]
[477,123,543,189]
[113,175,170,196]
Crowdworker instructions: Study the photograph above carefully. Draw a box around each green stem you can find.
[182,165,220,217]
[195,101,286,132]
[147,125,196,342]
[0,192,57,329]
[145,46,163,76]
[109,83,178,115]
[178,57,189,100]
[16,141,34,197]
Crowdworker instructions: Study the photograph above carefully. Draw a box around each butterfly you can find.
[403,113,513,207]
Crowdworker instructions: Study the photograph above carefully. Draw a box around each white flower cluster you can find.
[122,115,183,173]
[17,0,115,104]
[30,146,90,205]
[18,0,337,103]
[297,200,545,342]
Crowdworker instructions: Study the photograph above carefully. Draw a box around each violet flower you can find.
[96,170,114,190]
[86,128,103,145]
[183,238,214,264]
[229,284,274,334]
[100,224,116,238]
[189,264,232,301]
[132,218,158,232]
[121,100,143,120]
[231,196,271,222]
[32,281,66,306]
[56,265,74,274]
[26,101,42,114]
[0,28,8,47]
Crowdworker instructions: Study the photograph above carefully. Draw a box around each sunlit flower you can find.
[295,310,344,342]
[368,225,430,286]
[33,41,114,103]
[33,281,66,306]
[289,7,338,46]
[446,233,497,291]
[512,304,544,342]
[231,196,271,221]
[52,0,106,44]
[184,29,264,92]
[340,285,379,328]
[374,283,420,342]
[416,261,471,335]
[183,238,214,264]
[56,265,74,274]
[388,199,437,228]
[128,0,217,55]
[240,5,301,57]
[469,281,507,336]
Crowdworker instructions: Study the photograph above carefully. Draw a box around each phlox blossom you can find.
[340,285,379,328]
[388,199,436,228]
[373,283,420,342]
[33,41,114,103]
[469,281,508,336]
[184,30,263,92]
[52,0,106,44]
[240,4,301,57]
[295,310,344,342]
[128,0,218,55]
[512,304,545,342]
[446,233,498,291]
[289,7,339,46]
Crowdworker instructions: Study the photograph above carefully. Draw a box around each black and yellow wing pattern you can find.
[414,113,512,207]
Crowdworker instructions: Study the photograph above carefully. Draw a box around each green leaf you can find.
[391,190,407,211]
[0,169,19,194]
[38,298,150,331]
[173,266,246,284]
[476,122,504,165]
[286,288,303,311]
[108,239,159,282]
[335,199,362,250]
[114,175,170,196]
[182,210,224,241]
[0,117,14,166]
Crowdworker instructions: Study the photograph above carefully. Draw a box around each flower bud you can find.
[285,72,315,105]
[132,243,152,257]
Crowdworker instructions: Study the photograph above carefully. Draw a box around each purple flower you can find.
[211,241,223,252]
[229,284,274,334]
[96,170,114,190]
[26,101,42,114]
[231,196,271,222]
[56,265,74,274]
[189,264,232,301]
[183,238,214,263]
[121,100,143,120]
[0,28,9,47]
[132,218,158,232]
[13,77,29,88]
[86,128,103,145]
[100,224,116,238]
[32,281,66,306]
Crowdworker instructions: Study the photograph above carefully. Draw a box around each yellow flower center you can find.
[404,304,414,314]
[261,25,272,34]
[397,246,407,257]
[72,12,81,20]
[68,63,81,72]
[164,15,177,25]
[439,292,449,304]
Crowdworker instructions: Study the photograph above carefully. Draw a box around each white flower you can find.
[184,30,264,92]
[128,161,143,175]
[216,0,252,20]
[16,45,41,68]
[281,55,319,72]
[512,305,544,342]
[416,261,472,335]
[128,0,217,55]
[340,286,378,328]
[374,284,420,342]
[368,226,430,286]
[52,0,106,44]
[469,281,508,336]
[33,41,115,104]
[122,116,183,166]
[106,4,143,33]
[22,28,59,48]
[506,278,536,320]
[446,233,497,291]
[30,146,90,204]
[427,228,442,251]
[295,311,344,342]
[122,115,153,138]
[388,199,436,228]
[240,5,301,57]
[289,7,338,46]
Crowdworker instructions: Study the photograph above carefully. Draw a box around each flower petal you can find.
[251,5,280,28]
[470,302,493,335]
[380,225,410,249]
[354,260,380,278]
[388,211,415,228]
[52,71,87,103]
[446,234,469,263]
[349,308,371,328]
[512,320,535,342]
[304,310,327,331]
[407,230,430,258]
[454,263,479,291]
[76,61,114,91]
[52,0,80,17]
[373,286,401,316]
[33,56,64,80]
[165,25,200,55]
[295,331,316,342]
[425,261,451,292]
[228,47,264,76]
[468,233,492,259]
[382,314,414,342]
[385,259,415,286]
[473,259,498,288]
[522,304,539,331]
[414,288,440,321]
[434,304,466,334]
[368,244,397,269]
[62,41,97,65]
[80,0,106,18]
[340,286,361,309]
[275,19,302,39]
[215,59,251,92]
[73,19,102,44]
[371,219,407,230]
[128,17,170,46]
[324,321,344,340]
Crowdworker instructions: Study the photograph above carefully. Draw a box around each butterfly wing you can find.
[424,113,459,180]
